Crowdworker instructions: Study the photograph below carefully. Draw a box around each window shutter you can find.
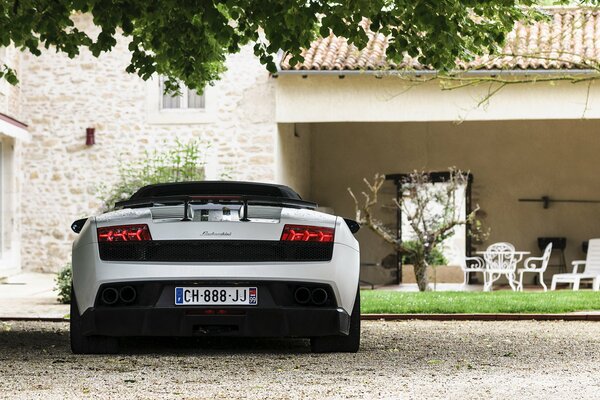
[187,88,206,109]
[162,92,181,109]
[159,76,205,110]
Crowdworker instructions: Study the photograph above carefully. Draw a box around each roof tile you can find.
[280,8,600,71]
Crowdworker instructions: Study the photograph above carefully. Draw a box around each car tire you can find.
[310,287,360,353]
[70,286,119,354]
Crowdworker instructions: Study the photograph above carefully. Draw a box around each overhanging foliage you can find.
[0,1,583,91]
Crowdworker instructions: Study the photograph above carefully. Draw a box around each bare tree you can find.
[348,169,481,291]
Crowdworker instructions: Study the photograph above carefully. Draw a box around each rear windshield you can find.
[130,181,302,200]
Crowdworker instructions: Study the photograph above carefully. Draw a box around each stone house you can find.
[0,44,27,277]
[2,7,600,286]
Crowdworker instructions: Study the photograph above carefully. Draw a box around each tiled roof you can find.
[280,7,600,72]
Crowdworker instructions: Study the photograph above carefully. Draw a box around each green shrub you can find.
[55,263,72,304]
[401,240,448,266]
[59,140,208,304]
[99,138,207,211]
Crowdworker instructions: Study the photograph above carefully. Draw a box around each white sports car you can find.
[70,181,361,354]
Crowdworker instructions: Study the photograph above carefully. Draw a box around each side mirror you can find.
[71,218,88,234]
[344,218,360,234]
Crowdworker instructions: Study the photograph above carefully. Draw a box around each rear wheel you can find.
[70,286,119,354]
[311,287,360,353]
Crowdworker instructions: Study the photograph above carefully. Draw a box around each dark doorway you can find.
[385,172,474,284]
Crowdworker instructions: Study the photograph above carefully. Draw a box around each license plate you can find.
[175,287,258,306]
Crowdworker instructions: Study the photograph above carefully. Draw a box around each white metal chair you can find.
[460,256,486,287]
[517,242,552,291]
[551,238,600,291]
[483,242,518,291]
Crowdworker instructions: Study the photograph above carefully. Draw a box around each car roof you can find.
[129,181,303,200]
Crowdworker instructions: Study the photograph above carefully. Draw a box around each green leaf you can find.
[0,0,553,88]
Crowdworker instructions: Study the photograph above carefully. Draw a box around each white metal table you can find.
[476,251,530,291]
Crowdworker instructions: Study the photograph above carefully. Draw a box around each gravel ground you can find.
[0,320,599,399]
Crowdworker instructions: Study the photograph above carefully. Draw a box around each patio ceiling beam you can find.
[274,68,600,122]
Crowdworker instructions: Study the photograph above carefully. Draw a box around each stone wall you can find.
[0,44,22,119]
[19,14,277,272]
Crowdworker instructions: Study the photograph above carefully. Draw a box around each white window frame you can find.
[159,77,206,110]
[0,136,20,274]
[145,76,216,125]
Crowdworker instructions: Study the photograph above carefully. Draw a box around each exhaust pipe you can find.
[294,287,311,304]
[101,287,119,305]
[119,286,137,304]
[311,288,328,305]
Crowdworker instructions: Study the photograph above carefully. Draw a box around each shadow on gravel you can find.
[119,336,312,355]
[0,324,313,356]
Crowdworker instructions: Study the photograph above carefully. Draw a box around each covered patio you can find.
[275,74,600,287]
[272,7,600,289]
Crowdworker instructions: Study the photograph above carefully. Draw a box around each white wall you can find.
[0,44,24,277]
[275,123,312,199]
[0,136,22,276]
[306,120,600,284]
[276,74,600,123]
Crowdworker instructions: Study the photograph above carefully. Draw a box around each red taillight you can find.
[280,224,335,242]
[97,224,152,242]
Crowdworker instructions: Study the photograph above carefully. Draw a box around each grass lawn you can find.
[360,290,600,314]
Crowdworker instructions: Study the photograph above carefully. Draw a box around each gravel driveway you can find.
[0,320,599,399]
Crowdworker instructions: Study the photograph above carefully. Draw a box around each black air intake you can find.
[99,240,334,262]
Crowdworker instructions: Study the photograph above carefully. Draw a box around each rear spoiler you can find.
[114,195,317,222]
